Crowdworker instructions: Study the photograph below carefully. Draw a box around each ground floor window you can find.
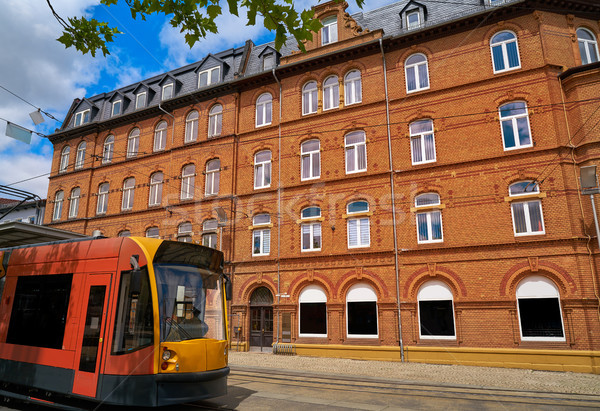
[418,280,455,339]
[299,285,327,337]
[517,276,565,341]
[346,283,378,338]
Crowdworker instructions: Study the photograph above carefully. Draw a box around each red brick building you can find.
[45,0,600,372]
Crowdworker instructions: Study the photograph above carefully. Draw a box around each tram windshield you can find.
[154,264,225,342]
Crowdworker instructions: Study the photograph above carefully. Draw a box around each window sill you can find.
[503,144,534,152]
[514,231,546,238]
[301,249,322,252]
[406,86,430,94]
[252,253,270,257]
[493,66,522,75]
[417,240,444,245]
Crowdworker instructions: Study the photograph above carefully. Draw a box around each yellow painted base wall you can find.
[280,344,600,374]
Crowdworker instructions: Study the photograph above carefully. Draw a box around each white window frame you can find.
[347,201,370,248]
[111,100,121,117]
[410,119,436,165]
[75,141,86,169]
[509,181,545,236]
[301,139,320,181]
[135,92,147,109]
[74,109,90,127]
[162,83,173,100]
[346,284,378,339]
[102,135,114,164]
[299,285,328,338]
[205,159,220,196]
[208,104,222,138]
[406,10,420,29]
[127,128,140,158]
[53,191,64,221]
[256,93,273,127]
[185,110,199,143]
[198,66,220,88]
[490,30,521,74]
[321,16,338,46]
[499,101,532,151]
[59,146,70,173]
[302,81,318,115]
[263,52,275,70]
[97,183,109,215]
[148,172,163,207]
[405,53,430,93]
[202,219,218,249]
[68,187,80,219]
[252,214,271,256]
[146,227,160,239]
[417,280,456,340]
[323,76,339,111]
[345,131,367,174]
[122,177,135,211]
[178,222,193,242]
[154,121,167,152]
[415,193,443,244]
[180,164,195,200]
[301,207,322,252]
[577,28,599,65]
[516,276,565,342]
[254,150,272,189]
[344,70,362,106]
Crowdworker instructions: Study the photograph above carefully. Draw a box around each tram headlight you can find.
[162,350,172,361]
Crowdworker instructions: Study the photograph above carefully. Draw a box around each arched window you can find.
[418,280,455,339]
[252,214,271,256]
[321,16,337,45]
[323,76,339,110]
[97,183,109,215]
[509,181,544,235]
[185,110,199,143]
[118,230,131,237]
[490,31,520,73]
[127,128,140,158]
[405,53,429,93]
[517,276,565,340]
[59,146,70,172]
[302,81,318,115]
[301,206,321,251]
[178,222,193,242]
[102,135,114,164]
[68,187,80,219]
[202,219,218,248]
[75,141,86,169]
[205,159,220,196]
[301,139,320,180]
[499,101,532,150]
[256,93,272,127]
[181,164,195,200]
[577,28,599,65]
[149,172,163,206]
[122,177,135,210]
[254,150,271,189]
[344,70,362,105]
[410,119,436,164]
[154,121,167,152]
[299,285,327,337]
[52,190,64,221]
[345,131,367,173]
[208,104,222,138]
[346,283,378,338]
[347,201,370,248]
[146,227,159,238]
[415,193,443,243]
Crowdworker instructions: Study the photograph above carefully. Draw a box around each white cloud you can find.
[0,152,53,198]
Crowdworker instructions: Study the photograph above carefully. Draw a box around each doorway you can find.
[249,286,273,351]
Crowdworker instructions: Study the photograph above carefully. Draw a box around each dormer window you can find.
[407,10,420,29]
[135,92,147,109]
[162,83,173,100]
[74,109,90,127]
[111,100,121,117]
[263,53,275,70]
[321,16,338,46]
[198,66,220,88]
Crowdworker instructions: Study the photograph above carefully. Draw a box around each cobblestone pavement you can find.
[229,351,600,395]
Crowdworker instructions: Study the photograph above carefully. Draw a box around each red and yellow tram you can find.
[0,237,230,407]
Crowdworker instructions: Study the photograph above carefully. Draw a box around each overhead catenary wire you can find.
[0,85,62,124]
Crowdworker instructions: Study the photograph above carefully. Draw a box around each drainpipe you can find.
[273,68,282,346]
[380,38,404,362]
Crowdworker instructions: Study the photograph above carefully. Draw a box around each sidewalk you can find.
[228,351,600,395]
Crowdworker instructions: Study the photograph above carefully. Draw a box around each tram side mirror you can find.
[130,255,141,293]
[224,275,232,301]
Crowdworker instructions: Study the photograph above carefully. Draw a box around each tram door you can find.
[249,287,273,350]
[72,274,112,398]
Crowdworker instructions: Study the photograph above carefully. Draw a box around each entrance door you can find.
[249,287,273,350]
[72,274,112,398]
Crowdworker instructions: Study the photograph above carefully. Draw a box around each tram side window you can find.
[112,268,154,354]
[6,274,72,349]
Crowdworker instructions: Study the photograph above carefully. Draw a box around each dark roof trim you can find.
[559,61,600,80]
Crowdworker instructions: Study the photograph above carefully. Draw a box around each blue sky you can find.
[0,0,394,199]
